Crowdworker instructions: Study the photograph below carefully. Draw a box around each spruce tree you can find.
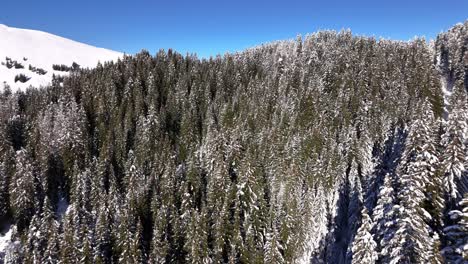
[443,193,468,262]
[149,205,169,263]
[42,215,60,264]
[387,102,442,263]
[94,202,112,264]
[9,149,36,232]
[264,226,284,264]
[372,173,397,262]
[0,161,10,223]
[350,208,378,264]
[59,207,78,264]
[441,85,467,202]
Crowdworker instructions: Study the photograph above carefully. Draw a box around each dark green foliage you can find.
[29,65,47,75]
[14,74,30,83]
[52,64,72,72]
[4,57,24,69]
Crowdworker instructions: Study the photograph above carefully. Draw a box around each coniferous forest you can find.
[0,21,467,264]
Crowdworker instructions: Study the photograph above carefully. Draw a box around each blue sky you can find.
[1,0,467,58]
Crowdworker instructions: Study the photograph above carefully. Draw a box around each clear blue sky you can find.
[1,0,467,58]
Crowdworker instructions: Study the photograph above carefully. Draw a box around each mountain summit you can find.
[0,24,122,91]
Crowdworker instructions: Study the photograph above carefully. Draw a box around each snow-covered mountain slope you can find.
[0,24,122,91]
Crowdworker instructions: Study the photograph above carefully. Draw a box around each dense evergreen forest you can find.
[0,21,467,263]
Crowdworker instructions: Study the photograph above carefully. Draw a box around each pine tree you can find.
[0,161,10,222]
[347,159,363,242]
[25,213,42,264]
[117,204,143,264]
[237,160,268,263]
[25,196,58,263]
[42,220,60,264]
[93,202,112,264]
[124,150,144,213]
[372,173,395,246]
[425,118,445,230]
[350,208,378,264]
[59,207,78,264]
[386,102,442,263]
[443,193,468,262]
[264,226,284,264]
[9,149,36,232]
[441,85,467,202]
[185,209,211,263]
[307,183,329,263]
[130,220,144,263]
[80,226,94,264]
[150,205,169,263]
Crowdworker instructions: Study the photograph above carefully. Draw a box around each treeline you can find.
[29,65,47,76]
[1,58,24,70]
[52,62,80,72]
[13,74,30,83]
[0,22,466,264]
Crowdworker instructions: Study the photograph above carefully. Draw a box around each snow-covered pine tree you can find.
[372,173,396,261]
[442,193,468,262]
[184,208,211,264]
[24,213,42,263]
[386,100,442,263]
[116,204,140,264]
[425,117,445,229]
[124,150,145,214]
[72,165,93,231]
[236,160,267,262]
[130,220,144,263]
[94,201,112,264]
[150,202,169,263]
[307,183,330,263]
[80,226,94,264]
[442,85,468,203]
[0,161,9,222]
[0,145,14,223]
[346,158,364,263]
[9,148,37,232]
[28,196,58,262]
[350,207,378,264]
[60,206,78,264]
[264,226,284,264]
[42,218,60,264]
[90,159,107,212]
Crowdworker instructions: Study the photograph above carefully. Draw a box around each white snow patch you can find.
[441,77,452,106]
[57,194,69,220]
[0,24,123,91]
[0,226,12,253]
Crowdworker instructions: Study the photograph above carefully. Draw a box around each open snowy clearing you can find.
[0,24,122,91]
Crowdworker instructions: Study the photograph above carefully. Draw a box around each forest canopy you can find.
[0,22,467,263]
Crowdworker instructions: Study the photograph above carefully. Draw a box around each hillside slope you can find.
[0,24,122,91]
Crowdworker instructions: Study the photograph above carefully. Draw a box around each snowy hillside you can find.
[0,24,122,91]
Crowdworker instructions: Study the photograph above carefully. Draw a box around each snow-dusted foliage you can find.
[0,21,466,263]
[383,100,443,263]
[372,173,396,261]
[443,194,468,262]
[441,86,468,200]
[350,208,378,264]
